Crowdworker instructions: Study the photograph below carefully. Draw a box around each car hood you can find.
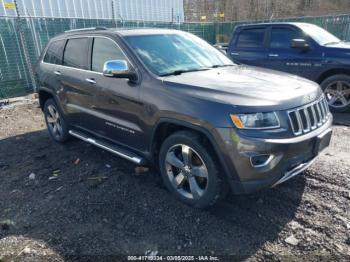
[162,65,322,112]
[324,41,350,49]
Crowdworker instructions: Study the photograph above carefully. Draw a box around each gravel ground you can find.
[0,98,349,261]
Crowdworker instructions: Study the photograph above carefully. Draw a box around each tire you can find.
[158,130,227,208]
[43,98,70,143]
[321,74,350,113]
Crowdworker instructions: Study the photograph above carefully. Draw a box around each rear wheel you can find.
[321,74,350,112]
[159,131,227,208]
[44,99,70,143]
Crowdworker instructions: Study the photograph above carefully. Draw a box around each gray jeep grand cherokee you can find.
[36,28,333,208]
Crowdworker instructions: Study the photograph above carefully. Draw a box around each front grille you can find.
[288,96,330,136]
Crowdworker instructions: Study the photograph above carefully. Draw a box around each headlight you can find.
[230,112,280,129]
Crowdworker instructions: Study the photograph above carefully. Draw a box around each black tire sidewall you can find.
[321,74,350,113]
[159,131,222,208]
[43,99,70,143]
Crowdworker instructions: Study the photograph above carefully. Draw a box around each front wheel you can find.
[321,74,350,113]
[159,131,227,208]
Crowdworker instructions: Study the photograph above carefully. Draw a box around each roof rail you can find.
[64,27,108,33]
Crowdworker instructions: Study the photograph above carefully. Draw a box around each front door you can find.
[86,36,143,150]
[266,26,323,80]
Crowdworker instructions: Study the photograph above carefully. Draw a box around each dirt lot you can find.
[0,98,349,261]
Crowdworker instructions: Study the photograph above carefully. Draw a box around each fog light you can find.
[250,154,274,168]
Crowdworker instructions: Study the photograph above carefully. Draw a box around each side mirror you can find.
[214,43,228,54]
[103,60,137,81]
[291,39,309,49]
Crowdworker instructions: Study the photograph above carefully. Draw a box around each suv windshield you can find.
[125,32,234,76]
[297,23,341,45]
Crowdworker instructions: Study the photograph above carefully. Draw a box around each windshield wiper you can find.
[160,65,235,76]
[324,41,342,45]
[210,64,235,68]
[160,68,210,76]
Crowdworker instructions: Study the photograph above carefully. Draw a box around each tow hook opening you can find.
[250,154,274,168]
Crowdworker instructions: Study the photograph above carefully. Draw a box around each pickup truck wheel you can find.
[44,99,70,143]
[321,75,350,112]
[159,131,226,208]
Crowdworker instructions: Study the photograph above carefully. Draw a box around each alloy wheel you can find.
[165,144,209,200]
[324,81,350,109]
[46,105,63,139]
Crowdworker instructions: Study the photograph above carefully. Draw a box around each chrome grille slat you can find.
[316,103,322,126]
[323,99,330,115]
[288,97,330,136]
[310,105,317,130]
[322,100,329,120]
[303,108,311,132]
[319,100,326,122]
[288,111,302,135]
[318,102,324,120]
[295,111,303,134]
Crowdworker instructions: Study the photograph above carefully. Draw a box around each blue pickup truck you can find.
[227,22,350,112]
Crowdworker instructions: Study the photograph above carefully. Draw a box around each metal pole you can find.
[172,8,174,24]
[14,0,37,92]
[111,0,116,28]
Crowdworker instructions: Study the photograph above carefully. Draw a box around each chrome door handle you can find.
[230,52,240,56]
[54,71,62,76]
[85,78,96,84]
[269,53,279,57]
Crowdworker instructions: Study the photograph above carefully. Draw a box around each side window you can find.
[43,40,65,64]
[236,28,265,48]
[92,37,126,72]
[270,28,300,49]
[63,38,90,69]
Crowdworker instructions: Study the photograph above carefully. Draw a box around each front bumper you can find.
[272,157,315,187]
[213,116,333,194]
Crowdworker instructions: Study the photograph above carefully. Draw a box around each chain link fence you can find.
[1,14,350,99]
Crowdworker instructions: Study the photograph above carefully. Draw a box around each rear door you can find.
[39,39,66,95]
[55,37,99,130]
[266,26,322,79]
[228,27,268,67]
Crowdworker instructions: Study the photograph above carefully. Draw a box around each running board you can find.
[69,130,145,165]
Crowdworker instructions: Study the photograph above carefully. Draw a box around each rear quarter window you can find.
[43,40,65,64]
[236,28,265,48]
[63,38,90,70]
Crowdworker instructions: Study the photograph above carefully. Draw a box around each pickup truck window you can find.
[126,33,233,76]
[270,28,299,49]
[92,37,126,72]
[63,38,90,70]
[236,28,265,48]
[43,40,65,64]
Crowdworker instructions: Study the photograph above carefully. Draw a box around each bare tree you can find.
[184,0,350,22]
